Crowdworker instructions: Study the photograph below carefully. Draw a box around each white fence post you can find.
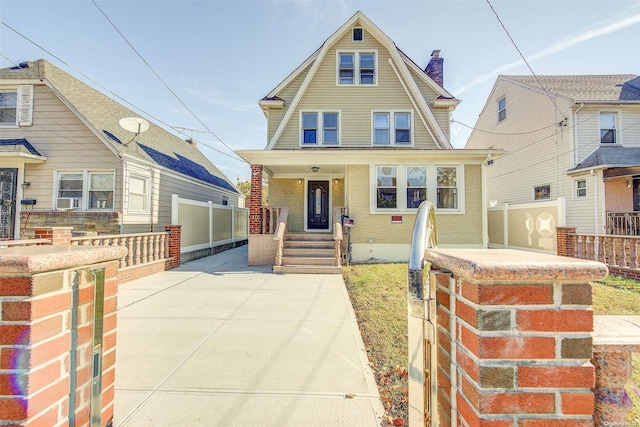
[231,205,236,244]
[209,201,214,249]
[171,194,179,225]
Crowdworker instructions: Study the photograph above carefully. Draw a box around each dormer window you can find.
[352,27,363,41]
[337,50,377,85]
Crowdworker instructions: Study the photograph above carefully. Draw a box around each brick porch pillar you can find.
[165,225,181,269]
[423,249,607,427]
[249,165,263,234]
[556,226,576,257]
[35,227,73,246]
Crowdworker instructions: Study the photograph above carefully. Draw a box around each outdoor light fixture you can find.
[21,181,30,190]
[298,179,302,184]
[627,177,633,188]
[311,166,319,173]
[334,179,339,184]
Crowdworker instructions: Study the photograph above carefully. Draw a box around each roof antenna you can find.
[119,117,150,146]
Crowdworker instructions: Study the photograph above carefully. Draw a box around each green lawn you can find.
[344,266,640,425]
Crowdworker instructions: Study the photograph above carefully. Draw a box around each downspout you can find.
[591,169,599,235]
[481,154,492,248]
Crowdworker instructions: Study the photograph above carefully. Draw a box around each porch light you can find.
[627,177,633,188]
[298,179,302,184]
[21,181,30,190]
[334,179,339,185]
[311,166,319,173]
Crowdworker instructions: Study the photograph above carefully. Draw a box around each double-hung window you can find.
[437,167,458,209]
[0,91,17,126]
[128,174,149,213]
[373,111,412,145]
[498,97,506,122]
[56,171,115,210]
[376,166,397,209]
[301,111,339,145]
[406,167,427,209]
[575,179,587,198]
[337,51,376,85]
[600,112,617,143]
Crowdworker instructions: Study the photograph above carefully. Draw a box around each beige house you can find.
[466,74,640,247]
[0,59,241,240]
[237,11,496,269]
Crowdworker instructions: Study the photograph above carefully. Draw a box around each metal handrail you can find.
[408,201,438,299]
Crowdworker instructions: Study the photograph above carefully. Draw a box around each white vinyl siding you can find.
[620,110,640,147]
[272,28,440,149]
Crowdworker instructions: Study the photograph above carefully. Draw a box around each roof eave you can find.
[0,152,47,163]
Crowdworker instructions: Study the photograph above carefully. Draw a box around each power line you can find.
[485,0,567,122]
[452,117,559,136]
[0,21,245,164]
[90,0,246,163]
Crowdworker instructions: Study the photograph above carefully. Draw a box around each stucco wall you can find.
[268,178,305,232]
[605,177,633,212]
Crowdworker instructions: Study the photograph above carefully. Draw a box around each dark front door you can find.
[634,177,640,211]
[0,168,18,240]
[307,181,329,230]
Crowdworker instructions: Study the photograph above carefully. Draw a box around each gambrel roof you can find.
[0,60,238,193]
[260,11,458,150]
[504,74,640,102]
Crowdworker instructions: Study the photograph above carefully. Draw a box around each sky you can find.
[1,0,639,183]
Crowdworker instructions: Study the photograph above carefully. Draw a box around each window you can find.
[437,167,458,209]
[406,167,427,209]
[0,91,17,126]
[301,111,339,145]
[373,111,412,145]
[337,51,376,85]
[576,180,587,198]
[56,171,115,210]
[222,197,229,206]
[129,174,149,212]
[534,184,550,200]
[600,112,616,143]
[352,27,363,41]
[376,166,397,209]
[498,97,506,122]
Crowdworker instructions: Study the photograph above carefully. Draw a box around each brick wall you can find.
[423,248,607,426]
[556,226,576,258]
[165,225,181,269]
[21,211,121,239]
[0,245,127,426]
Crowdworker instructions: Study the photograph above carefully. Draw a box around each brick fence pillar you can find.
[0,245,127,426]
[165,225,181,269]
[35,226,73,246]
[556,226,576,257]
[249,164,263,234]
[423,248,607,427]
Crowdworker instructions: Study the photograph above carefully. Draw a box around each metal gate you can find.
[408,201,438,426]
[0,168,17,240]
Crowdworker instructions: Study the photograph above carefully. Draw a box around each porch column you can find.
[556,226,576,257]
[249,165,263,235]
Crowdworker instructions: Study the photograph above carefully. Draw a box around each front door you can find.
[307,181,329,230]
[0,168,18,240]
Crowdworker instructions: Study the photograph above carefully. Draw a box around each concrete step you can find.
[273,265,343,274]
[285,233,334,242]
[283,248,334,257]
[281,256,338,266]
[285,240,334,249]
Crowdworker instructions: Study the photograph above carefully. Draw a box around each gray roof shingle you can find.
[0,60,238,193]
[505,74,640,102]
[569,146,640,172]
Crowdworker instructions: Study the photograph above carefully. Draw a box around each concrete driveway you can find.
[113,245,384,426]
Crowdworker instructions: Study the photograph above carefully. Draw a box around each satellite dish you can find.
[119,117,150,135]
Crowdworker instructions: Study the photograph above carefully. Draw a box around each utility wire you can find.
[0,21,244,163]
[485,0,568,121]
[91,0,246,163]
[452,117,559,136]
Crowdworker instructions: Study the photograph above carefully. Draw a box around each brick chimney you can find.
[425,49,444,87]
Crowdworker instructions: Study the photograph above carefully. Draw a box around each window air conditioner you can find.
[56,197,80,210]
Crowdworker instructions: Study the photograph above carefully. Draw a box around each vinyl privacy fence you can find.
[171,194,248,254]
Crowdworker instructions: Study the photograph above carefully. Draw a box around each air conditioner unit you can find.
[56,197,81,210]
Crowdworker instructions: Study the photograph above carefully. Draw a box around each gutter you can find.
[482,154,492,248]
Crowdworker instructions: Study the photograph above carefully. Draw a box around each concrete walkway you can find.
[113,246,384,426]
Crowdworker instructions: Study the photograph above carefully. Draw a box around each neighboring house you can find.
[0,59,241,240]
[236,11,496,268]
[466,74,640,250]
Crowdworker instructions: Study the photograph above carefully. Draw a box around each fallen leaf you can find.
[393,417,404,426]
[345,393,355,399]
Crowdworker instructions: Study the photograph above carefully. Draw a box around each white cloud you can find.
[452,11,640,95]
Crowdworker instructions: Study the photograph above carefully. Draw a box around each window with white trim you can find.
[498,97,506,122]
[0,91,17,126]
[437,167,458,209]
[599,112,617,143]
[337,50,376,85]
[534,184,550,200]
[128,174,149,213]
[55,171,115,210]
[575,179,586,198]
[352,27,363,41]
[301,111,339,145]
[376,166,397,209]
[406,166,427,209]
[373,111,412,145]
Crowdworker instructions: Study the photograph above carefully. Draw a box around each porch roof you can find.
[568,146,640,174]
[0,138,47,163]
[236,148,501,177]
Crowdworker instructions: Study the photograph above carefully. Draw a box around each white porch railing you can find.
[71,232,169,269]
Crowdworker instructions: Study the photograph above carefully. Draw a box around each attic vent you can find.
[353,27,363,41]
[103,130,123,144]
